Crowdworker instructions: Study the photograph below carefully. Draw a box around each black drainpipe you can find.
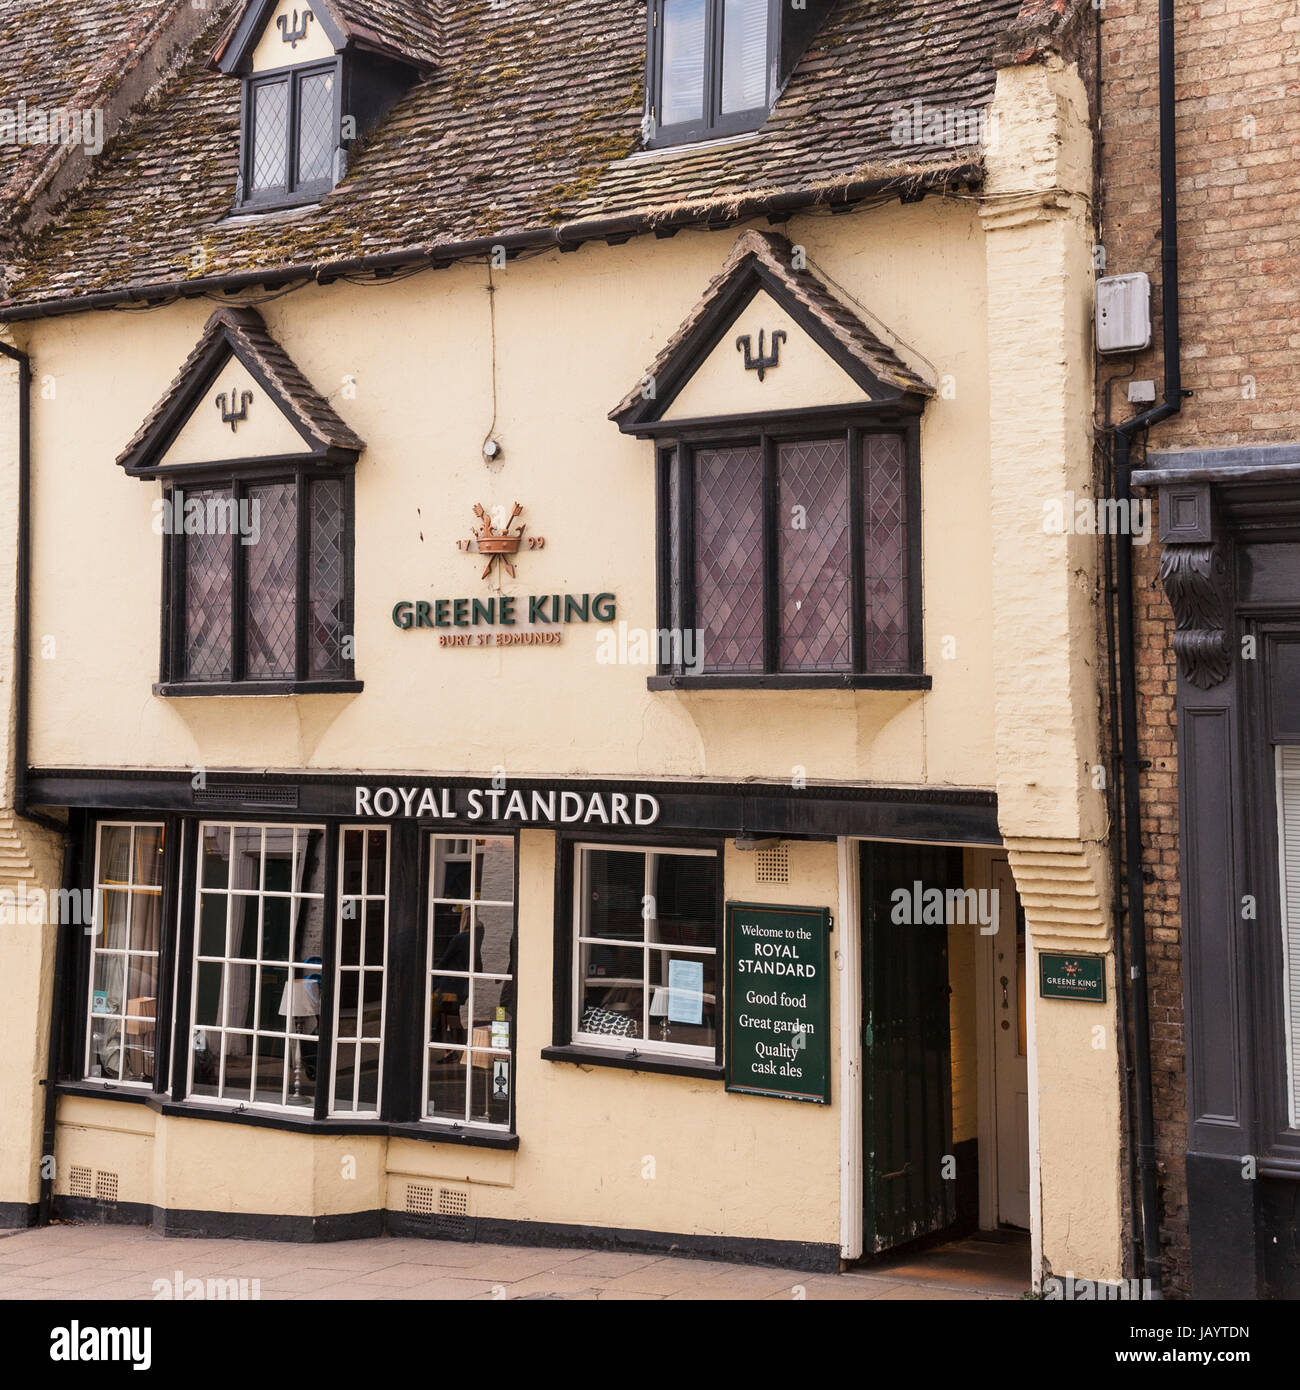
[1110,0,1186,1299]
[1,338,73,1227]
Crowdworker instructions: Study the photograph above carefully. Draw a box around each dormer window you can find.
[245,62,338,206]
[216,1,435,215]
[648,0,772,146]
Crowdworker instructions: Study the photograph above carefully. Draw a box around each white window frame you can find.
[329,825,390,1117]
[83,821,166,1088]
[422,834,517,1131]
[186,821,328,1114]
[571,842,718,1062]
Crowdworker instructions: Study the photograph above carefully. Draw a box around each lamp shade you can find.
[279,980,320,1018]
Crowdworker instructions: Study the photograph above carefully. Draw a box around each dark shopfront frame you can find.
[43,772,999,1137]
[1136,446,1300,1298]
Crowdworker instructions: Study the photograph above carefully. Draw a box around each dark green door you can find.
[861,842,960,1253]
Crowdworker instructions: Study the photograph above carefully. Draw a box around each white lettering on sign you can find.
[353,785,659,826]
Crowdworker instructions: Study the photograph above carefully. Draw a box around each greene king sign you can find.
[355,784,660,826]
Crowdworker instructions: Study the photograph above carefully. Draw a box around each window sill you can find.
[55,1084,518,1149]
[541,1044,723,1081]
[154,680,363,698]
[647,674,931,692]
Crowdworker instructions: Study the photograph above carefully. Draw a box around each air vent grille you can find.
[435,1187,471,1238]
[754,844,789,883]
[405,1182,436,1216]
[95,1170,119,1203]
[69,1165,93,1199]
[193,784,299,809]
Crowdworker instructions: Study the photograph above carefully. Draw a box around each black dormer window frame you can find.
[644,0,777,149]
[238,56,342,213]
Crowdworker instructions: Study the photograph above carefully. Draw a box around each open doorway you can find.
[855,841,1031,1262]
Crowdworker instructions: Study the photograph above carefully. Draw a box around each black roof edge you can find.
[0,161,982,324]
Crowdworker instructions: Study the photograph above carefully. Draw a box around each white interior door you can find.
[992,859,1030,1229]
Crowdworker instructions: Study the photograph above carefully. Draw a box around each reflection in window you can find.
[425,837,517,1128]
[574,845,718,1058]
[85,823,165,1085]
[331,827,389,1115]
[188,823,327,1110]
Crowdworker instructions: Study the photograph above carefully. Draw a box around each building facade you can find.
[1099,0,1300,1298]
[0,0,1123,1282]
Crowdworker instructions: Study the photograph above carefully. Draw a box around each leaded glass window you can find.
[166,470,353,691]
[661,428,918,680]
[242,63,337,208]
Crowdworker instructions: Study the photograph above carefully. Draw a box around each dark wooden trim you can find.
[154,681,364,698]
[622,402,924,441]
[152,814,184,1095]
[170,819,197,1102]
[313,824,339,1121]
[648,674,931,691]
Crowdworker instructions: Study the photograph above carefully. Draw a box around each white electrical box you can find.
[1096,272,1152,353]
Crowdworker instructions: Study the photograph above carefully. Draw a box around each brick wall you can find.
[1096,0,1300,1297]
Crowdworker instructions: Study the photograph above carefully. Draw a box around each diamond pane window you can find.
[694,445,765,673]
[242,63,339,209]
[184,490,234,681]
[308,479,346,678]
[169,472,353,691]
[863,434,910,672]
[245,483,297,680]
[296,71,335,186]
[666,429,917,680]
[778,439,851,672]
[250,79,289,193]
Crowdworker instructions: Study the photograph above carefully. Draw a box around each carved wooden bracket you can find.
[1158,542,1232,690]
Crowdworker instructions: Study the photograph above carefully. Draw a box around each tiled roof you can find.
[611,229,934,426]
[215,0,444,71]
[3,0,1024,314]
[0,0,178,205]
[117,305,366,471]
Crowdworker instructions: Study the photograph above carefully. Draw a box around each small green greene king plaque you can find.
[725,901,831,1104]
[1039,950,1106,1002]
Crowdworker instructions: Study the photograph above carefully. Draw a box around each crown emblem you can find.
[457,502,545,581]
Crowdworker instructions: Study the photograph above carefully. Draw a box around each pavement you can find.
[0,1224,1029,1301]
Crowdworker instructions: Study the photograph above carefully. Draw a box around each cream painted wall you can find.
[250,0,336,70]
[24,201,994,792]
[163,354,312,466]
[55,833,845,1245]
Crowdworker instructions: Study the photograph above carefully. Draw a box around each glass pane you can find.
[695,445,765,673]
[245,482,297,680]
[129,891,161,955]
[195,962,223,1026]
[360,970,384,1038]
[475,837,515,904]
[661,0,706,127]
[721,0,768,114]
[648,852,717,949]
[341,829,364,896]
[863,433,909,671]
[357,1044,380,1111]
[251,78,289,192]
[469,1046,510,1127]
[221,1029,256,1103]
[88,1014,124,1080]
[197,893,228,958]
[426,1046,469,1122]
[363,900,385,966]
[132,825,165,887]
[98,889,129,951]
[125,956,159,1014]
[778,438,850,672]
[339,898,362,966]
[579,944,645,1040]
[308,479,346,677]
[201,825,230,889]
[333,1041,358,1110]
[365,830,387,895]
[431,838,473,900]
[296,70,335,185]
[649,948,716,1050]
[581,849,647,942]
[98,825,132,886]
[335,968,360,1037]
[184,494,233,681]
[92,954,125,1020]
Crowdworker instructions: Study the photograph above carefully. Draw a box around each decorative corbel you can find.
[1156,483,1233,690]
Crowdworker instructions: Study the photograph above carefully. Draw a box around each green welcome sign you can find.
[725,901,831,1104]
[1039,950,1107,1002]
